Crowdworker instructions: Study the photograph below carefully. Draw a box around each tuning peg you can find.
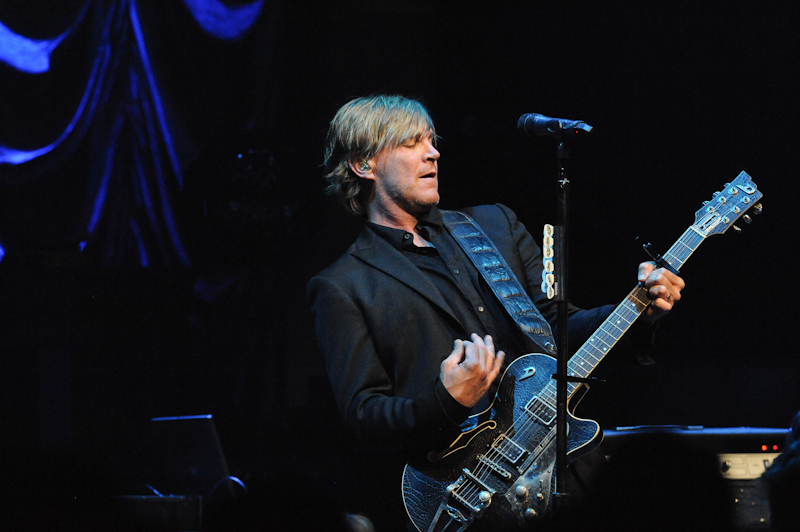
[743,214,752,224]
[732,225,742,233]
[752,203,763,215]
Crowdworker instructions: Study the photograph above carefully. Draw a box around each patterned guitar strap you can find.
[441,209,557,357]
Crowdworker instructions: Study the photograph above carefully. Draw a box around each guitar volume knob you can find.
[515,485,528,500]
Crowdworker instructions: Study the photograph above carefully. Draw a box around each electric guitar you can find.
[402,171,763,532]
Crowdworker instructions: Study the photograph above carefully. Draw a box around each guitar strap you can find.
[441,209,557,357]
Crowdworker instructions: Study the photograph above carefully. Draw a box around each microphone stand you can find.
[551,137,597,521]
[517,112,592,524]
[553,140,571,521]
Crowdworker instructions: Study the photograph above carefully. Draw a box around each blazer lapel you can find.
[350,225,463,328]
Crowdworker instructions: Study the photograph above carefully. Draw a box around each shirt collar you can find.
[365,206,445,251]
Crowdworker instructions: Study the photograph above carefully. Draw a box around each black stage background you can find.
[0,0,797,522]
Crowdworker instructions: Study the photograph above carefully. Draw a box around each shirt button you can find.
[453,269,460,274]
[403,234,411,240]
[478,306,485,312]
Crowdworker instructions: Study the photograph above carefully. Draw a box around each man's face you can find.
[368,132,440,217]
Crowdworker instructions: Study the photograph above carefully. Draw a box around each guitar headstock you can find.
[693,171,763,237]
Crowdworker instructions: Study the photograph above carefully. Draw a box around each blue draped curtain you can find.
[0,0,272,266]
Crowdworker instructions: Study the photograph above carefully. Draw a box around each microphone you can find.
[517,113,593,138]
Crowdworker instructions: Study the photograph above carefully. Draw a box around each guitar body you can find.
[403,353,601,532]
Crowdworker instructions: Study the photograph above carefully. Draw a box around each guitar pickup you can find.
[523,395,556,426]
[493,434,527,464]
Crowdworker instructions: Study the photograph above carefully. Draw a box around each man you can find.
[307,95,683,529]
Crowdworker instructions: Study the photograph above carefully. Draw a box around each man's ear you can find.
[348,158,375,180]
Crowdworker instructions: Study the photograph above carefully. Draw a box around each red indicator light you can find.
[773,445,779,451]
[762,445,768,451]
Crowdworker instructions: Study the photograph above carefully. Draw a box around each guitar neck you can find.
[566,226,705,395]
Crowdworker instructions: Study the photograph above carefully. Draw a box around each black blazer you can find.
[307,204,612,452]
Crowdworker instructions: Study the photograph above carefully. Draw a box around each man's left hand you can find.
[638,261,685,322]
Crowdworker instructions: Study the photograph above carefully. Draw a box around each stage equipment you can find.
[145,414,240,499]
[603,425,788,530]
[115,495,202,531]
[117,414,244,530]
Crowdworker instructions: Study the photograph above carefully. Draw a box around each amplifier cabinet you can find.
[601,426,788,531]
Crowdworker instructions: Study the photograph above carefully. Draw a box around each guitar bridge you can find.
[477,454,513,480]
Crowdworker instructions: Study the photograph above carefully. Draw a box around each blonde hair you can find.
[323,95,436,216]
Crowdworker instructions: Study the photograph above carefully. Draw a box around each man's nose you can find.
[426,142,440,161]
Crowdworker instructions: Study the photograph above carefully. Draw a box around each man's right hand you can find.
[440,334,505,408]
